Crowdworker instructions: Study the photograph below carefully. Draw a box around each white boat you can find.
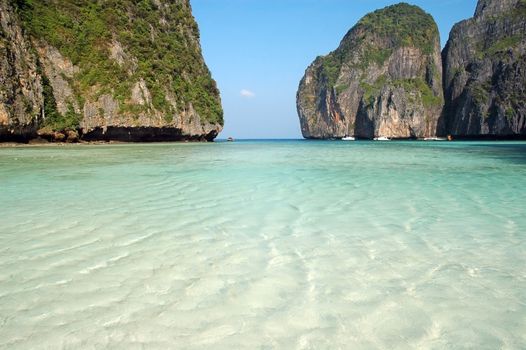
[374,136,391,141]
[342,136,356,141]
[424,137,447,141]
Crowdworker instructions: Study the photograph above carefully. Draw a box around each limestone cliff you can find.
[297,3,443,139]
[0,0,42,141]
[443,0,526,137]
[0,0,223,142]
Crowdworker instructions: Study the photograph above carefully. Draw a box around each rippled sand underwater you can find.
[0,140,525,349]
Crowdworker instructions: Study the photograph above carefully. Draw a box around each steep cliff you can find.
[0,0,223,142]
[0,0,43,141]
[443,0,526,137]
[297,3,443,139]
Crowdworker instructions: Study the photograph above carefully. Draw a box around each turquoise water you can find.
[0,140,525,349]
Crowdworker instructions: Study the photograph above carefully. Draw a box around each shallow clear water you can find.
[0,140,525,349]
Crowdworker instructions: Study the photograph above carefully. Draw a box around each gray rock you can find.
[0,0,43,141]
[443,0,526,137]
[297,3,444,139]
[0,0,223,142]
[36,43,81,116]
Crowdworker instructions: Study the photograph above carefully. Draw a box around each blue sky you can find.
[192,0,478,139]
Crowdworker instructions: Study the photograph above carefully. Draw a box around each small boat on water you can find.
[374,136,391,141]
[424,137,447,141]
[227,137,234,142]
[342,136,356,141]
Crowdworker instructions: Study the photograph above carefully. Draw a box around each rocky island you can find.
[297,0,526,140]
[297,3,444,140]
[443,0,526,138]
[0,0,223,143]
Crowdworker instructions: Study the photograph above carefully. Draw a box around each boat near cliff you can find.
[424,137,447,141]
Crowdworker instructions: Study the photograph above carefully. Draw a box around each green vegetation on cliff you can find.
[471,1,526,59]
[318,3,439,89]
[14,0,223,127]
[357,3,439,55]
[392,78,442,107]
[360,76,442,108]
[360,75,387,106]
[484,36,521,57]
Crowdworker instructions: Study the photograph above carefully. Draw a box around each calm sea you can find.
[1,140,525,348]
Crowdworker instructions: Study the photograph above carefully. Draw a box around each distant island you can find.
[0,0,223,143]
[297,0,526,140]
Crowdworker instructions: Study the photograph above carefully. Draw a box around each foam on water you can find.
[0,141,525,349]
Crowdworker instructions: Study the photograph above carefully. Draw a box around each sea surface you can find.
[0,140,525,349]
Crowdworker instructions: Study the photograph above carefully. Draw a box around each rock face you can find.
[297,3,443,139]
[443,0,526,137]
[0,0,223,142]
[0,0,43,141]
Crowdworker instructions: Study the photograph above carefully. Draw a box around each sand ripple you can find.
[0,142,525,348]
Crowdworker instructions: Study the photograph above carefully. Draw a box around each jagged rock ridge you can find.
[0,0,223,142]
[297,3,444,139]
[442,0,526,137]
